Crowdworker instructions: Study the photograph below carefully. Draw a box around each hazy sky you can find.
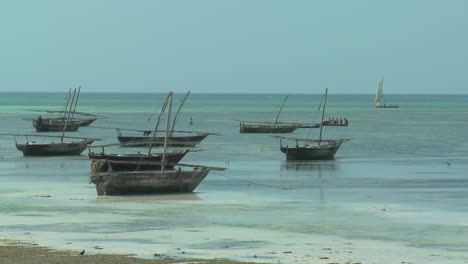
[1,0,467,94]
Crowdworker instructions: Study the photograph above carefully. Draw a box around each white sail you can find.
[375,78,383,107]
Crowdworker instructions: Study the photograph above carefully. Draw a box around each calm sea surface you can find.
[0,92,467,263]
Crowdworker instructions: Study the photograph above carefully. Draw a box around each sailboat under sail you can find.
[375,78,399,108]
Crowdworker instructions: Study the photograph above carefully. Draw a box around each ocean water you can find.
[0,92,468,263]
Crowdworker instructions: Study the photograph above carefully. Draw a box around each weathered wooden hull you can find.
[16,139,94,156]
[90,168,210,195]
[117,134,208,147]
[88,150,189,172]
[33,121,81,132]
[280,143,342,160]
[33,118,96,132]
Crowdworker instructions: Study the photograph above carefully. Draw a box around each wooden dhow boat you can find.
[90,91,225,196]
[88,146,189,172]
[15,135,96,156]
[31,87,99,132]
[239,96,320,133]
[278,88,349,160]
[91,161,214,195]
[116,129,211,147]
[115,91,215,147]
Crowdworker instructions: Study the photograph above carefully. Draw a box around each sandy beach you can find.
[0,242,257,264]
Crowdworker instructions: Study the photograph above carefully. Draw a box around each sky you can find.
[0,0,467,94]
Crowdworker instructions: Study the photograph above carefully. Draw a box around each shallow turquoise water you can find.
[0,92,467,263]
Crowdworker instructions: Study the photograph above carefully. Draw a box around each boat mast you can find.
[169,91,190,137]
[161,92,173,172]
[71,86,81,120]
[60,88,77,143]
[318,88,328,146]
[146,95,170,155]
[63,88,72,119]
[274,95,288,126]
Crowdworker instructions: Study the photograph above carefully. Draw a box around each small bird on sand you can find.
[78,250,85,256]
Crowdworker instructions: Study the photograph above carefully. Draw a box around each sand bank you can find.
[0,242,258,264]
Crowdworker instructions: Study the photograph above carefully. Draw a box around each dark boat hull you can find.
[240,123,320,134]
[280,143,342,160]
[90,168,210,196]
[34,122,81,132]
[33,118,96,132]
[117,134,208,147]
[376,105,399,108]
[16,139,94,156]
[240,125,297,133]
[88,150,189,172]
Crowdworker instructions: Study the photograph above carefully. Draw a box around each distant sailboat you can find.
[375,78,399,108]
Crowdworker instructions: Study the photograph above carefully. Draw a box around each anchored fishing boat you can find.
[278,88,349,160]
[115,91,216,147]
[11,88,98,156]
[90,91,225,196]
[31,87,99,132]
[239,96,320,134]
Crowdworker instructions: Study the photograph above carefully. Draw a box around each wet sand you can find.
[0,243,258,264]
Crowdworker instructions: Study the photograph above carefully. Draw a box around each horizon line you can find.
[0,91,467,95]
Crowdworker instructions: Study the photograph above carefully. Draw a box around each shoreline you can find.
[0,241,258,264]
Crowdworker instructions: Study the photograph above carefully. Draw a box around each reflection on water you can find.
[279,161,340,202]
[281,160,338,172]
[94,192,202,203]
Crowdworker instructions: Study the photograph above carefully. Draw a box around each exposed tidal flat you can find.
[1,92,468,263]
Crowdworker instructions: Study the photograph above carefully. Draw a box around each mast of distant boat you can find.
[170,91,190,137]
[318,88,328,146]
[62,88,72,119]
[146,94,170,155]
[60,88,78,143]
[71,86,81,120]
[161,92,173,172]
[274,95,288,126]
